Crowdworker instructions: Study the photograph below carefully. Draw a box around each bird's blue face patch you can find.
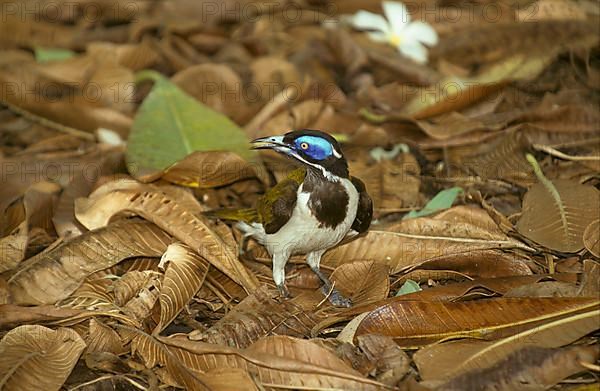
[294,136,334,161]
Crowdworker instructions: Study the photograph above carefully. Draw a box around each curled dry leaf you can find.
[153,150,262,188]
[155,243,210,334]
[86,318,127,355]
[414,306,600,382]
[0,325,85,391]
[120,273,161,325]
[8,219,172,305]
[517,178,600,253]
[111,270,162,307]
[74,184,258,292]
[354,297,599,347]
[0,181,61,273]
[356,334,411,386]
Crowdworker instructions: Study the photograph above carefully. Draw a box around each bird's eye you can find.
[300,142,309,150]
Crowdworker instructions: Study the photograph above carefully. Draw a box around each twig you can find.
[0,98,95,141]
[579,360,600,372]
[533,144,600,162]
[316,281,336,308]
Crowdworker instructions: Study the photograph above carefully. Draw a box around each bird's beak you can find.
[251,136,290,151]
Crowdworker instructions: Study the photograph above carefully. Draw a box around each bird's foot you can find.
[320,284,352,307]
[277,283,290,299]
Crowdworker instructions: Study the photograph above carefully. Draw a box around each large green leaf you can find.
[126,71,258,179]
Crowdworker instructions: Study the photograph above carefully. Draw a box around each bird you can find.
[209,129,373,306]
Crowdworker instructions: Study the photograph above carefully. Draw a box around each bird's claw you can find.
[277,283,290,299]
[320,285,352,307]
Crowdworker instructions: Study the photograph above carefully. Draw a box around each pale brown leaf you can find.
[75,183,259,293]
[0,325,85,391]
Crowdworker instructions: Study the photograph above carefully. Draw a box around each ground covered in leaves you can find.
[0,0,599,390]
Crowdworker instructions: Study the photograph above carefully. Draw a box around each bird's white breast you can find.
[246,177,359,257]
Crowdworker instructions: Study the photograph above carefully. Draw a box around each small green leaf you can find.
[395,280,422,296]
[404,187,463,220]
[34,47,76,63]
[126,71,259,179]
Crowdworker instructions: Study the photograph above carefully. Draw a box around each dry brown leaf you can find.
[0,305,85,330]
[433,20,598,66]
[120,273,161,325]
[74,183,258,292]
[434,345,599,391]
[579,260,600,298]
[111,270,162,307]
[7,219,172,305]
[583,220,600,257]
[0,181,60,272]
[150,151,261,188]
[354,297,599,347]
[155,243,210,334]
[347,149,422,212]
[330,261,390,305]
[0,325,85,391]
[324,206,531,273]
[131,329,393,390]
[195,286,319,348]
[395,275,553,302]
[415,306,600,382]
[86,318,127,355]
[517,178,600,252]
[171,63,244,122]
[356,334,411,386]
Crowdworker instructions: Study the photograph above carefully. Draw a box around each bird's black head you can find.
[252,129,349,179]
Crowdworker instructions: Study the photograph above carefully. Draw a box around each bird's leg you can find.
[272,252,290,299]
[306,250,352,307]
[238,232,252,258]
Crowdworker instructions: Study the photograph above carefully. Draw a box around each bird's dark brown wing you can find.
[257,168,306,234]
[350,176,373,233]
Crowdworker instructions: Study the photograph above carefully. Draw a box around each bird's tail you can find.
[203,208,259,223]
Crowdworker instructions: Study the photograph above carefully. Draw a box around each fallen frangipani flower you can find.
[351,1,438,64]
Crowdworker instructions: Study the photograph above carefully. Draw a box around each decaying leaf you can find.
[0,325,85,391]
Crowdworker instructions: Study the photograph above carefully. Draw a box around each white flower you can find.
[351,1,438,64]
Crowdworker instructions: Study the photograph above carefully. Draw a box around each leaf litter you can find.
[0,1,599,390]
